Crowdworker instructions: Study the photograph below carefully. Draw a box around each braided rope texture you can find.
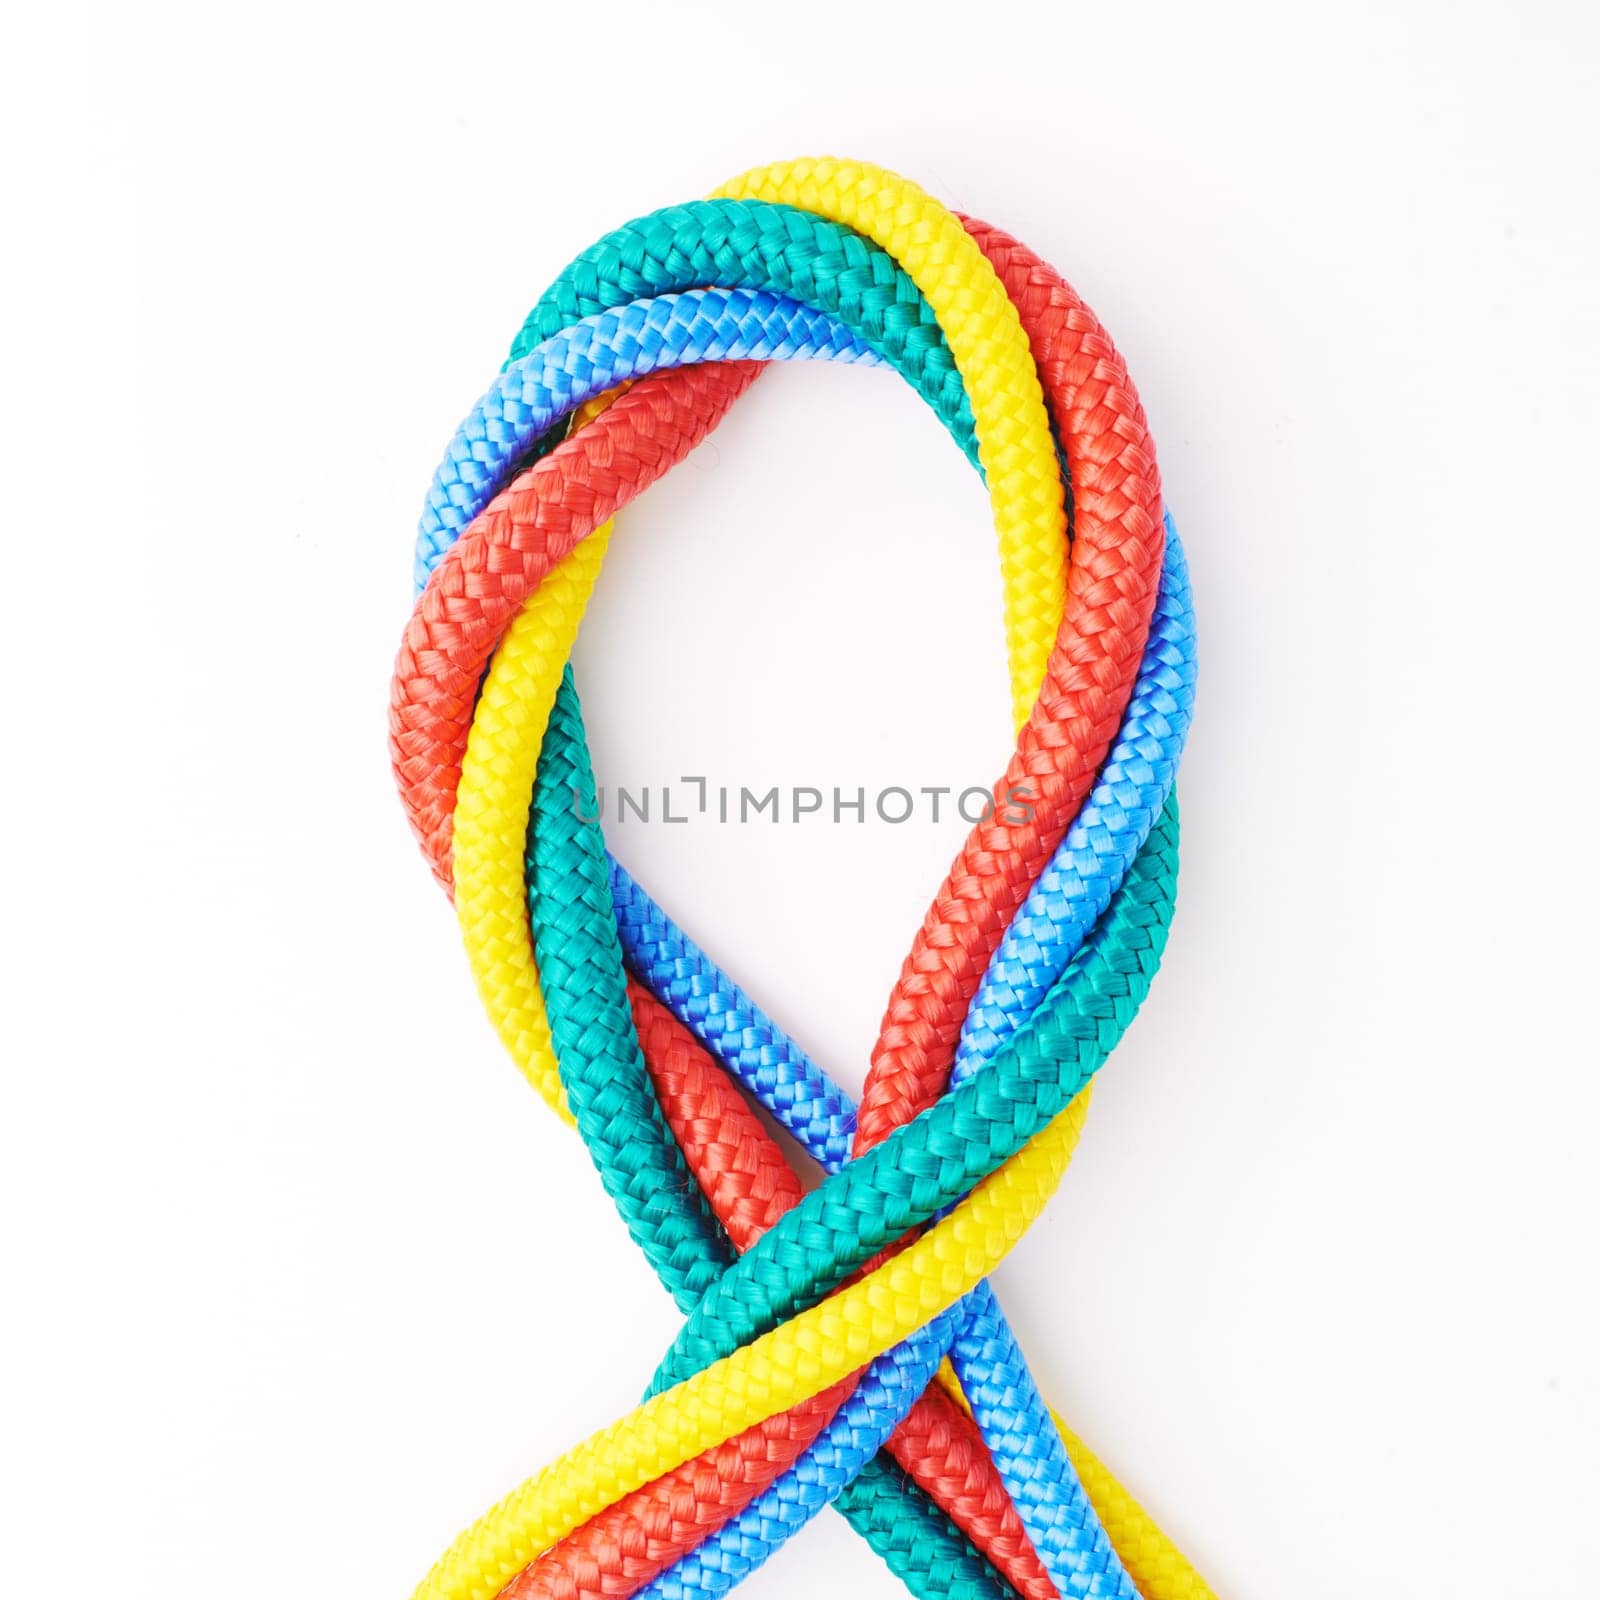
[388,158,1213,1600]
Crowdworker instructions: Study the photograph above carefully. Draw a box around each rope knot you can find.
[391,158,1205,1600]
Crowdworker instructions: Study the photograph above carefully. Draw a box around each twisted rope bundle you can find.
[390,158,1209,1600]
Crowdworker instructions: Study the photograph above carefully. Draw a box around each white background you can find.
[5,3,1598,1596]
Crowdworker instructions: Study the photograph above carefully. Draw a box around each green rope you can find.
[516,198,1179,1600]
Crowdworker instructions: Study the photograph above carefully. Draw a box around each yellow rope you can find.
[433,158,1206,1600]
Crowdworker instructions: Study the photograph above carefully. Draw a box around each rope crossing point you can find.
[390,158,1210,1600]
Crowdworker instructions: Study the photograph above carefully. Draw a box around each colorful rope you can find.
[389,158,1210,1600]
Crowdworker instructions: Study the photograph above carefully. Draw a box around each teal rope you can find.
[504,202,1178,1600]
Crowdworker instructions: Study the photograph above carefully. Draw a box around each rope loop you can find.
[390,158,1208,1600]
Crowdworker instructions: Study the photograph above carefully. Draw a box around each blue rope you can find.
[414,261,1188,1596]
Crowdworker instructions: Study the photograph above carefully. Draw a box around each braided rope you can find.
[408,258,1134,1594]
[389,159,1212,1600]
[472,275,1184,1599]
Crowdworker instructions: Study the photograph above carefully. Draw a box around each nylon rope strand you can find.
[398,159,1196,1600]
[444,236,1184,1600]
[406,243,1139,1593]
[389,159,1213,1600]
[398,172,1196,1600]
[472,328,1181,1600]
